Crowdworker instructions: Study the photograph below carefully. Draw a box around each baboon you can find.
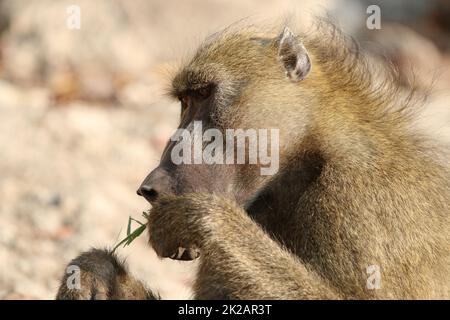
[56,20,450,300]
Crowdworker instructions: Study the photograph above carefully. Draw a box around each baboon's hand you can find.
[56,249,155,300]
[148,193,229,259]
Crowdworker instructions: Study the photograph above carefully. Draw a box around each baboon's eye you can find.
[195,85,212,99]
[180,95,189,105]
[177,85,212,113]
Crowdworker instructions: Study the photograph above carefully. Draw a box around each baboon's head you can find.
[138,26,315,211]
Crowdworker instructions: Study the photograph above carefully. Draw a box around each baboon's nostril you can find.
[138,167,173,204]
[137,185,159,203]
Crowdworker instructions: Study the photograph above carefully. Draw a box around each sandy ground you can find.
[0,80,195,299]
[0,0,448,300]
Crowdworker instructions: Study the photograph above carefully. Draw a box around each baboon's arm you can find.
[149,194,340,299]
[56,249,158,300]
[196,201,340,299]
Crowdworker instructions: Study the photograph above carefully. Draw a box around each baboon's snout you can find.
[137,167,173,204]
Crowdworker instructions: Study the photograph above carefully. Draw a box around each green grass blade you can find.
[130,217,144,226]
[126,216,132,236]
[124,224,147,246]
[112,216,148,253]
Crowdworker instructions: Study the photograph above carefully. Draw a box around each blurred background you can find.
[0,0,449,299]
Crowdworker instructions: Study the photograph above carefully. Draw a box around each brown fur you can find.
[56,19,449,300]
[56,249,156,300]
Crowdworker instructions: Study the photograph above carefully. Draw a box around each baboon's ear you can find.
[277,27,311,82]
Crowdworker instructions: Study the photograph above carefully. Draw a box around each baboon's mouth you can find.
[169,246,200,261]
